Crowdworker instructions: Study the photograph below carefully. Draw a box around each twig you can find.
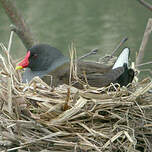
[7,145,26,152]
[7,31,14,114]
[63,88,70,111]
[8,78,13,114]
[0,0,36,49]
[136,18,152,65]
[69,43,74,86]
[136,61,152,67]
[0,43,10,73]
[137,0,152,11]
[8,31,14,53]
[98,37,128,63]
[111,37,128,56]
[78,48,98,61]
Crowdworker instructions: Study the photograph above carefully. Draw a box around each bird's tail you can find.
[112,48,130,69]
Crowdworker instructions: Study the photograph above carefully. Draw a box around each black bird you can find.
[16,44,134,87]
[16,44,68,84]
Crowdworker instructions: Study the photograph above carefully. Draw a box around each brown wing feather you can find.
[86,67,124,87]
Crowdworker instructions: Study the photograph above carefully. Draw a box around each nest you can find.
[0,42,152,152]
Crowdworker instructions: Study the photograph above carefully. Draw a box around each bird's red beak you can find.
[16,51,30,70]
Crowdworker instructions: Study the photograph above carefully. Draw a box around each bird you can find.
[16,44,69,85]
[84,48,134,87]
[16,44,134,88]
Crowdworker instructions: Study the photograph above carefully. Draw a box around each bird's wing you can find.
[83,67,125,87]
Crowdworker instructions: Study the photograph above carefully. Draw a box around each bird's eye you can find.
[31,53,38,58]
[34,54,38,58]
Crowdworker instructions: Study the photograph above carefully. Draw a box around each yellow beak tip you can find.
[15,66,23,70]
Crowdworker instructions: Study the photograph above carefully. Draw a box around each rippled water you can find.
[0,0,151,76]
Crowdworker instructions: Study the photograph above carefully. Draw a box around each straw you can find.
[0,36,152,151]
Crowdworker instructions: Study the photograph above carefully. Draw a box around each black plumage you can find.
[16,44,134,88]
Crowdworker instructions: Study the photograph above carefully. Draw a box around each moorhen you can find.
[16,44,69,85]
[16,44,134,87]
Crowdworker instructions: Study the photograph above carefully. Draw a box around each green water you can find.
[0,0,151,77]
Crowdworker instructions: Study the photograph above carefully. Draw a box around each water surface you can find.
[0,0,151,77]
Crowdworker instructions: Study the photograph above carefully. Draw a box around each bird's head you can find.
[16,44,64,71]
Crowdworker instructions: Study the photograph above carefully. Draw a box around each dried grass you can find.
[0,37,152,152]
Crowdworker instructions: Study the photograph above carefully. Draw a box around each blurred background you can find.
[0,0,151,77]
